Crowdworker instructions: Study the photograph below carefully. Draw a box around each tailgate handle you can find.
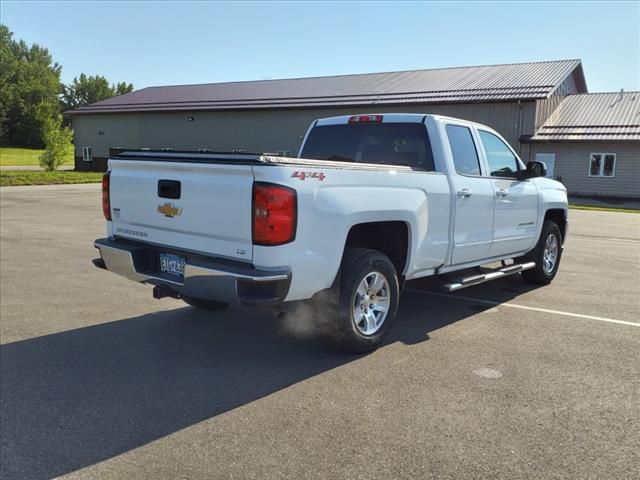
[158,180,181,199]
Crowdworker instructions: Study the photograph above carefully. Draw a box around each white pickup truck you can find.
[94,114,568,352]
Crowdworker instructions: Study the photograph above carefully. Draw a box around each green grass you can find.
[0,170,102,186]
[569,204,639,214]
[0,147,73,167]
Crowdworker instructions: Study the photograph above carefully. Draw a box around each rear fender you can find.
[253,184,426,301]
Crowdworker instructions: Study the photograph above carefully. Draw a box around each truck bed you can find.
[113,150,414,171]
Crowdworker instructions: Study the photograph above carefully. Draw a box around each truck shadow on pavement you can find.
[0,278,538,480]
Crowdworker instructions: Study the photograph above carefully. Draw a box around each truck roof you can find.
[315,113,427,126]
[314,113,486,128]
[313,113,501,138]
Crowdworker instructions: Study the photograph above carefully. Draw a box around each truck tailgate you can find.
[108,159,254,262]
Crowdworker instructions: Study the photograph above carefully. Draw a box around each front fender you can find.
[533,177,569,241]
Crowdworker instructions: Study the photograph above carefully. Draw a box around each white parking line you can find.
[405,288,640,328]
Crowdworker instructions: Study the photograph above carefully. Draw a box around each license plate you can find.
[159,253,186,278]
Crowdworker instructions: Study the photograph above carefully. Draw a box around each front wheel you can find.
[519,220,563,285]
[330,248,400,353]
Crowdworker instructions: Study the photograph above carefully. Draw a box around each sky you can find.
[2,0,639,93]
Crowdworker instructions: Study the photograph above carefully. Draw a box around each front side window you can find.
[445,124,481,176]
[479,130,519,178]
[589,153,616,177]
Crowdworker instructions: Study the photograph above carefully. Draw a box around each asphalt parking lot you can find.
[1,184,639,480]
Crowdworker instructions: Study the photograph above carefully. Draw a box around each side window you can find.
[82,146,92,162]
[589,154,602,176]
[446,125,481,176]
[479,130,519,178]
[603,154,616,176]
[589,153,616,177]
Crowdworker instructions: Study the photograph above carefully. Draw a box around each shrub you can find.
[39,116,73,171]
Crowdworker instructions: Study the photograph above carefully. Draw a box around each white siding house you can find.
[529,92,640,198]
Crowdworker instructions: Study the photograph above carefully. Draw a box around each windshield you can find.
[300,122,435,171]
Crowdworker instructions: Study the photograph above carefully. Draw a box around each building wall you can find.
[72,101,535,171]
[531,142,640,198]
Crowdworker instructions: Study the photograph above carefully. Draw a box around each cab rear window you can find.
[300,123,435,171]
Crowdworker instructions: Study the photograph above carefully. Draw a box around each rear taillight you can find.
[102,171,111,221]
[348,114,383,124]
[253,182,297,246]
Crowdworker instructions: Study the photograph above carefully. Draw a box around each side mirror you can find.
[516,161,546,180]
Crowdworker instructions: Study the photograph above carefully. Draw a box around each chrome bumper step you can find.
[443,262,536,292]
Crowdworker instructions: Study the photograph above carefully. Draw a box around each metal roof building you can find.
[69,59,586,113]
[529,91,639,198]
[532,92,640,142]
[67,59,638,198]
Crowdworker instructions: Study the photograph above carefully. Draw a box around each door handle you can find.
[457,188,472,198]
[496,189,509,198]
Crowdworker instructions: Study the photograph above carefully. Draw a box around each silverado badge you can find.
[158,202,182,218]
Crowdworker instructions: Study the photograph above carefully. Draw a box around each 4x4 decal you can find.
[291,171,326,181]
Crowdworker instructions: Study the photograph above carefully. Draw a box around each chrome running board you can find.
[443,262,536,292]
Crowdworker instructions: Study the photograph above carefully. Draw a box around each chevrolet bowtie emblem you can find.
[158,202,182,218]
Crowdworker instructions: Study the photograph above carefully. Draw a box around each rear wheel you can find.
[181,295,229,311]
[519,220,563,285]
[329,248,400,353]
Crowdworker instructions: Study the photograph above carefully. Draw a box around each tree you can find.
[0,24,61,147]
[0,26,14,140]
[39,114,73,171]
[114,81,134,96]
[0,24,134,147]
[61,74,134,111]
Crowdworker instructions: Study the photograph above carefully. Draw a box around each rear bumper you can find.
[93,237,290,307]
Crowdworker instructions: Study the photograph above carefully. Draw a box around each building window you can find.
[233,148,247,154]
[589,153,616,177]
[82,146,92,162]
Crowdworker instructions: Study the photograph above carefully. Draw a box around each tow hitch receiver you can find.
[153,285,180,300]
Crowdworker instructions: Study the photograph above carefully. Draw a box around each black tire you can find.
[181,295,229,311]
[519,220,563,285]
[329,248,400,353]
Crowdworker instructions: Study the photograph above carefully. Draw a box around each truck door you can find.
[477,129,539,257]
[444,123,495,265]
